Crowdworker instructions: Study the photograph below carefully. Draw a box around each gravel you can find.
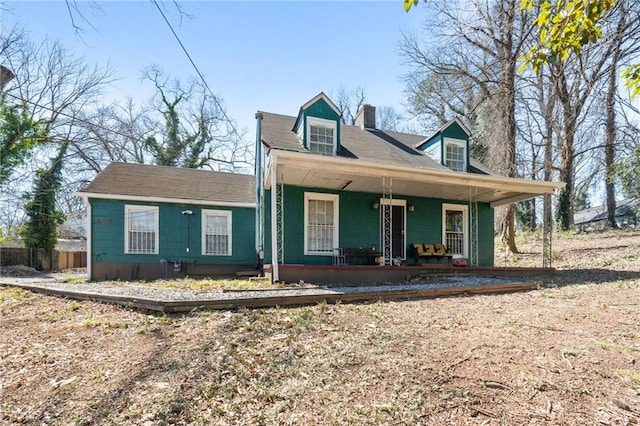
[0,275,535,303]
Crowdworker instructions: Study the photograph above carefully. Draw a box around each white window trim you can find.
[307,116,337,156]
[201,209,232,256]
[124,205,159,254]
[443,137,467,172]
[304,192,339,255]
[442,203,468,258]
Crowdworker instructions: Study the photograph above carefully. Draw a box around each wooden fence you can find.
[0,248,86,271]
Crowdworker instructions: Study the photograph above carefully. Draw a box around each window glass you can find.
[444,209,465,255]
[203,210,231,255]
[445,143,465,171]
[126,206,158,254]
[309,125,334,155]
[306,198,335,253]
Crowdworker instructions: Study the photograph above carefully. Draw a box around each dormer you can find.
[292,93,341,156]
[416,118,471,172]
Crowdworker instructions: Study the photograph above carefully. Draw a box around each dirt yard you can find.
[1,230,639,425]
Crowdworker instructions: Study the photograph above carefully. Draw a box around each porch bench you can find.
[412,243,453,264]
[341,247,382,265]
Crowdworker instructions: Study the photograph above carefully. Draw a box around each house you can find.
[76,163,256,281]
[574,198,638,231]
[79,92,563,282]
[255,93,563,283]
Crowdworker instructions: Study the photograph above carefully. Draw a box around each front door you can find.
[391,205,405,258]
[380,201,406,260]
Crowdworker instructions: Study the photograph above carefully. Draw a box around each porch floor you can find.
[268,264,555,285]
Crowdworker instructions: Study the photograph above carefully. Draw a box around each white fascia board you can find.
[490,193,540,208]
[300,92,341,116]
[271,149,565,194]
[75,192,256,209]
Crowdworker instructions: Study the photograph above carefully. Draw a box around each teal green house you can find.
[79,92,561,282]
[255,93,561,283]
[77,164,256,281]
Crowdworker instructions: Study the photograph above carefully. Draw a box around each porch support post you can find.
[254,113,263,259]
[80,196,92,281]
[469,187,479,267]
[270,164,279,282]
[543,193,552,268]
[382,176,393,265]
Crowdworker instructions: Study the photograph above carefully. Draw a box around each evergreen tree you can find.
[21,142,69,261]
[0,100,46,184]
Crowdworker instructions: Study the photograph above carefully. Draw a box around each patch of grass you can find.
[96,277,274,292]
[0,287,32,302]
[596,341,640,353]
[136,315,161,334]
[615,369,640,385]
[596,341,613,350]
[63,277,87,284]
[449,387,470,398]
[82,317,99,327]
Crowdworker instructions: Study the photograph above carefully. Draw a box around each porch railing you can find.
[445,232,464,255]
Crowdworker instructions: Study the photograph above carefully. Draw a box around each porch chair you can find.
[434,244,453,263]
[412,243,435,264]
[423,243,436,256]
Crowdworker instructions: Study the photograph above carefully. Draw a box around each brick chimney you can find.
[354,104,376,129]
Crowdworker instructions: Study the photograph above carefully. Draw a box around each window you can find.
[304,192,339,255]
[202,210,232,256]
[125,205,159,254]
[443,138,467,172]
[307,117,337,155]
[442,203,468,257]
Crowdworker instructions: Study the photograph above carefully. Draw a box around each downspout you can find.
[254,112,264,270]
[84,197,92,281]
[270,161,279,282]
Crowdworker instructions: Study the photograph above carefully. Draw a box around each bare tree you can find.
[141,66,251,171]
[401,0,533,253]
[0,29,114,234]
[332,86,367,125]
[601,2,640,228]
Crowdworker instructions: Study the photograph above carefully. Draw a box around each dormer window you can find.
[444,138,466,172]
[307,117,337,156]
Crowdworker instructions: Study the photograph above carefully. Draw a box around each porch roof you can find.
[265,150,564,208]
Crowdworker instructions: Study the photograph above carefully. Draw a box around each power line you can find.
[150,0,247,147]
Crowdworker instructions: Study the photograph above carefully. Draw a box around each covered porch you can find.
[259,150,563,283]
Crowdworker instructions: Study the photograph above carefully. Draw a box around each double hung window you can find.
[125,205,159,254]
[444,138,467,172]
[304,193,339,255]
[202,210,232,256]
[307,117,336,155]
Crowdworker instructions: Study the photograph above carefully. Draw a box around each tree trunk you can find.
[604,6,626,229]
[554,66,576,231]
[497,0,519,253]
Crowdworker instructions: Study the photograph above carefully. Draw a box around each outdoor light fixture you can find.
[408,202,415,212]
[181,210,193,215]
[372,201,380,210]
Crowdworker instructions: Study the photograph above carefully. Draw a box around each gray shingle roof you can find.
[80,163,255,204]
[574,198,637,225]
[260,112,453,171]
[259,112,493,174]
